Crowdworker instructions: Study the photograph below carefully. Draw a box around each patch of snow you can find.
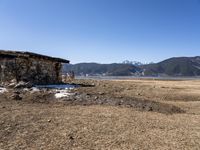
[30,87,41,93]
[55,90,74,99]
[0,87,8,93]
[31,87,40,91]
[34,84,78,99]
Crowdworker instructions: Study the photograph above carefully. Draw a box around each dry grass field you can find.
[1,79,200,149]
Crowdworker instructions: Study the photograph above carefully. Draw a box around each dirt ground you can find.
[1,79,200,149]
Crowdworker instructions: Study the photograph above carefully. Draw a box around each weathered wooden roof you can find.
[0,50,70,63]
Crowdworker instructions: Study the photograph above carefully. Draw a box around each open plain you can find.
[1,79,200,149]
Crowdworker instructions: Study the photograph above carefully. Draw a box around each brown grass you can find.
[1,79,200,149]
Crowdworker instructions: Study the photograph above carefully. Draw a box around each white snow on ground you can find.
[30,87,41,93]
[0,87,8,93]
[35,84,77,99]
[55,90,74,99]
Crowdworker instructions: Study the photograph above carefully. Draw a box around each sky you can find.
[0,0,200,64]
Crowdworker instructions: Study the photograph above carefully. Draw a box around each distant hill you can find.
[63,56,200,77]
[63,63,142,76]
[141,56,200,76]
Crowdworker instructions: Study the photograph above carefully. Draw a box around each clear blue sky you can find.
[0,0,200,64]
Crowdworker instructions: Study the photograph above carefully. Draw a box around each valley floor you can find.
[1,79,200,149]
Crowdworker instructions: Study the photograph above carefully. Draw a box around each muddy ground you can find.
[1,79,200,149]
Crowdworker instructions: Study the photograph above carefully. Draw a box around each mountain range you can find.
[63,56,200,77]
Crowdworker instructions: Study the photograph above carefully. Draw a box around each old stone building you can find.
[0,50,69,84]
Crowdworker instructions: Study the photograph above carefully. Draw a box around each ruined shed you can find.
[0,50,69,84]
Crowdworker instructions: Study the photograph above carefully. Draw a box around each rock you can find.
[11,79,17,83]
[0,87,8,93]
[137,93,141,96]
[23,88,29,92]
[11,94,22,100]
[146,106,153,111]
[69,135,74,140]
[6,79,17,88]
[14,81,33,89]
[13,91,21,94]
[8,82,16,88]
[98,92,105,95]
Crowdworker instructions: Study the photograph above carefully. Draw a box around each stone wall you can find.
[0,58,16,83]
[0,57,62,85]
